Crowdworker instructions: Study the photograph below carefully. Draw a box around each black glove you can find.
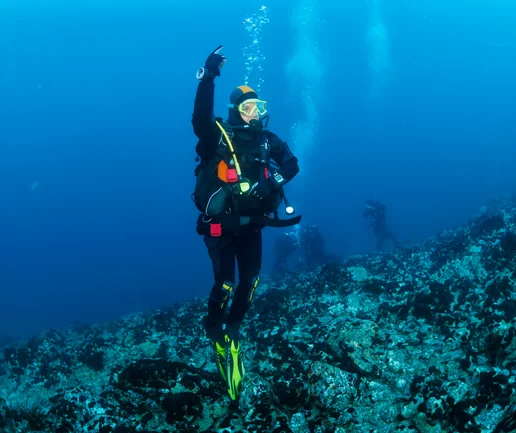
[249,178,275,200]
[196,45,226,81]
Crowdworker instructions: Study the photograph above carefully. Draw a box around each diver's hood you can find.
[228,107,245,127]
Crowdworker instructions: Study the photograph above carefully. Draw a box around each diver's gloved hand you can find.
[205,45,226,76]
[249,178,275,200]
[196,45,226,81]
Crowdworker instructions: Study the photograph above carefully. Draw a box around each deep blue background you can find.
[1,0,515,338]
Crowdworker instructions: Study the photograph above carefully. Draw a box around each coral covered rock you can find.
[1,201,515,432]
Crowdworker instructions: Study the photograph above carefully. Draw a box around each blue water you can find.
[1,0,515,339]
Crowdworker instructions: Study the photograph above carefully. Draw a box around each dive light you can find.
[284,196,295,215]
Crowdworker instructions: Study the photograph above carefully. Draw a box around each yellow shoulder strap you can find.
[215,121,242,178]
[215,121,250,194]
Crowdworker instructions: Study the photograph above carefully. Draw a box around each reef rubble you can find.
[1,201,515,433]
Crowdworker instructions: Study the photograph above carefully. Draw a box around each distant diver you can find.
[300,222,328,270]
[272,229,300,276]
[363,199,401,251]
[191,46,301,401]
[272,222,329,276]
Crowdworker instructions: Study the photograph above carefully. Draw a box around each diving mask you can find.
[237,99,267,117]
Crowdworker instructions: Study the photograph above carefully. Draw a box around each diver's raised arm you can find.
[192,46,226,142]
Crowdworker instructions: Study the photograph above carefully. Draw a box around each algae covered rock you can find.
[0,200,515,432]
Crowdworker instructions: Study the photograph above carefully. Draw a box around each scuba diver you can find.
[272,222,328,275]
[362,199,401,251]
[272,229,301,277]
[191,46,301,401]
[299,222,328,270]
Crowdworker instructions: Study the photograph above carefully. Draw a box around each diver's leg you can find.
[377,235,386,251]
[203,235,237,384]
[224,229,261,401]
[388,231,401,248]
[203,236,236,341]
[226,229,262,337]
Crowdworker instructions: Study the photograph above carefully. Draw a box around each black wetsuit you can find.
[192,78,299,337]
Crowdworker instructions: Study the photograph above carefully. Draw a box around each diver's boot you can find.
[224,329,245,401]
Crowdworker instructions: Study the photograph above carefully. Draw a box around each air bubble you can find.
[242,5,270,93]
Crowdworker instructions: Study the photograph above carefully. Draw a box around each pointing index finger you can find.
[212,45,223,55]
